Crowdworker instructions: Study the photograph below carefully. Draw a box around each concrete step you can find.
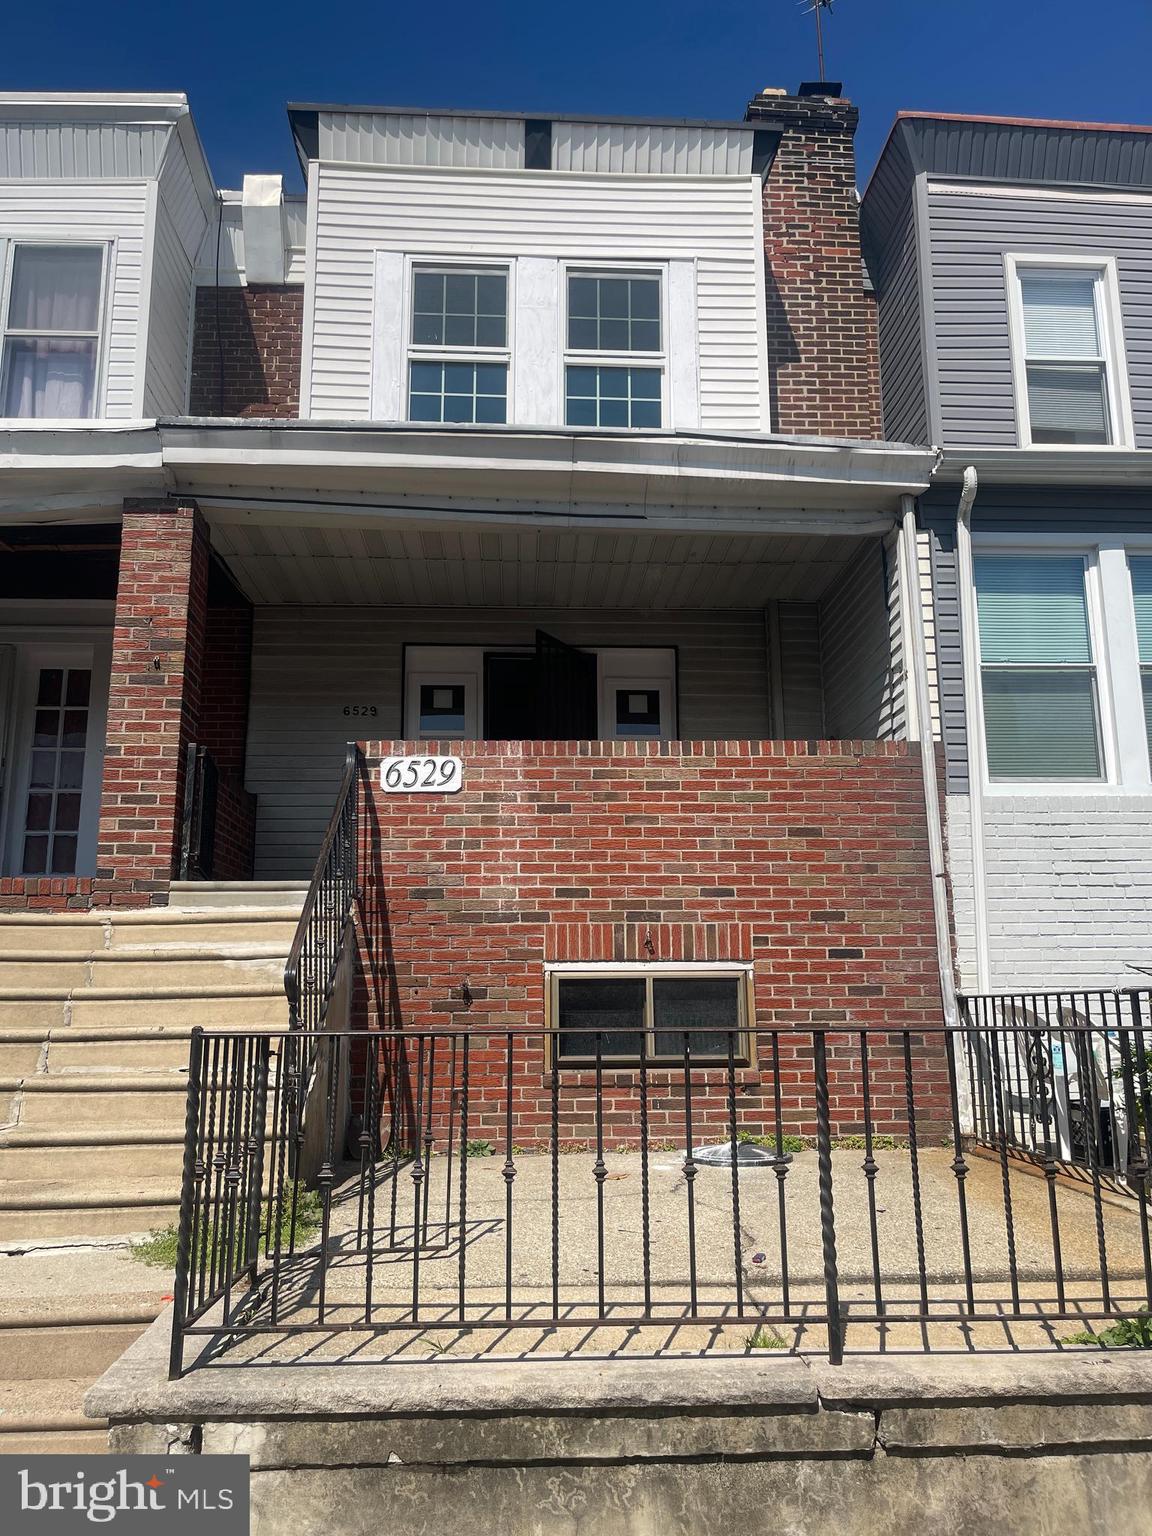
[0,1128,187,1180]
[169,880,308,910]
[0,987,290,1031]
[0,908,302,953]
[0,948,288,990]
[0,1302,163,1381]
[4,1075,189,1130]
[0,1377,108,1449]
[0,1026,197,1073]
[0,1180,181,1241]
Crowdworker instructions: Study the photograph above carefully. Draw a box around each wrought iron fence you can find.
[169,1013,1152,1376]
[283,742,363,1037]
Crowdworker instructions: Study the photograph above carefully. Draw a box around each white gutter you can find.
[899,493,958,1030]
[953,466,990,992]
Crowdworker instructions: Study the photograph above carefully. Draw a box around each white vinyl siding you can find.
[142,135,208,413]
[0,180,148,418]
[975,554,1102,781]
[310,165,767,429]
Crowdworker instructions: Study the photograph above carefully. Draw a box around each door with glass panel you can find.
[3,648,101,878]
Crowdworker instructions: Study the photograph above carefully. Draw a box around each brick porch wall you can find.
[92,500,209,907]
[354,739,949,1141]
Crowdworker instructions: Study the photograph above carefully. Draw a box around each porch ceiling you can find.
[208,523,868,608]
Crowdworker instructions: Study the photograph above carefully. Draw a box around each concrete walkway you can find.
[177,1146,1151,1369]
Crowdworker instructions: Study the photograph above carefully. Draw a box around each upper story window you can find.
[974,553,1103,782]
[407,265,509,424]
[565,270,663,428]
[1,244,105,419]
[1007,257,1131,448]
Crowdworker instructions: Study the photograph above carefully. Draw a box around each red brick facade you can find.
[188,285,303,418]
[354,739,949,1142]
[93,501,210,906]
[749,92,883,439]
[0,878,93,911]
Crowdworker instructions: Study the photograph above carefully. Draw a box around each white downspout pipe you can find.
[953,467,991,994]
[899,493,958,1030]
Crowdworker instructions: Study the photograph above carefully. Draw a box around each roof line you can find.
[894,108,1152,135]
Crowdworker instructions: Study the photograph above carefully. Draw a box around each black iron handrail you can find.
[283,742,364,1036]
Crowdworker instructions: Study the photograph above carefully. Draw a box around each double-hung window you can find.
[1,244,105,419]
[565,270,663,428]
[975,553,1103,781]
[407,266,509,424]
[1010,261,1125,447]
[1129,557,1152,757]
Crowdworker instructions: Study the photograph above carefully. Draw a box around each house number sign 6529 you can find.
[380,755,464,794]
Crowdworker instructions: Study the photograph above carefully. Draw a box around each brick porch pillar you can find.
[93,498,209,906]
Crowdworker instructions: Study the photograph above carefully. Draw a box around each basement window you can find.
[547,967,753,1067]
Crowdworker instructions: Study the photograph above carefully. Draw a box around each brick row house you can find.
[0,83,954,1215]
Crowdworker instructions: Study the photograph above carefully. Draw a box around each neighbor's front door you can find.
[1,644,106,879]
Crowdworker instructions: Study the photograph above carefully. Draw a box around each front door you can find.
[1,644,106,878]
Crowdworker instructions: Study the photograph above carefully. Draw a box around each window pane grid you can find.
[565,365,662,429]
[21,665,89,875]
[408,360,507,425]
[567,273,661,353]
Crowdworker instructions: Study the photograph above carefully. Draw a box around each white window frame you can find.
[403,647,483,740]
[970,535,1152,796]
[561,261,667,430]
[0,238,112,423]
[1004,252,1134,451]
[597,648,677,740]
[402,256,513,426]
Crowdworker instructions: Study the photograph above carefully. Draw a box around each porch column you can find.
[93,498,209,906]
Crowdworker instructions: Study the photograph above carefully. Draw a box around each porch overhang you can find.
[0,420,939,533]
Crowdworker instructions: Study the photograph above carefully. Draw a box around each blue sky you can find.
[3,0,1149,191]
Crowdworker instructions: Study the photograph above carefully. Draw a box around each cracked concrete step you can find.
[0,908,303,953]
[0,948,289,989]
[0,987,290,1031]
[0,1026,197,1073]
[0,1178,182,1240]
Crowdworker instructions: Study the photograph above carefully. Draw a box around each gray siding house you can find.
[863,111,1152,992]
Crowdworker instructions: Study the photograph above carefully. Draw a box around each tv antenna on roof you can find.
[801,0,836,83]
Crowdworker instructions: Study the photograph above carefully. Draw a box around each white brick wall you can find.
[946,793,1152,991]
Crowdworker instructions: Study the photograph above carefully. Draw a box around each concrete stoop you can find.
[0,901,300,1242]
[89,1319,1152,1536]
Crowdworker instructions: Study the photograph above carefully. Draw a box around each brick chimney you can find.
[746,86,882,440]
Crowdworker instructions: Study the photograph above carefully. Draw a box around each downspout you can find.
[899,492,958,1030]
[953,467,991,992]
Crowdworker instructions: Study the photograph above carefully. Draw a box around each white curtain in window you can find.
[2,246,102,418]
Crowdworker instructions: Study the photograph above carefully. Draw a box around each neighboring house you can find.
[862,111,1152,994]
[0,85,945,1105]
